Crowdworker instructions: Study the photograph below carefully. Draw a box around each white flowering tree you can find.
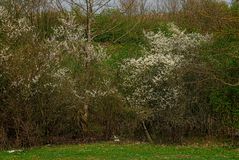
[0,6,83,144]
[0,5,111,145]
[46,12,111,132]
[120,24,209,142]
[0,6,75,100]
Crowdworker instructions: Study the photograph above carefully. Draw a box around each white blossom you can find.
[47,13,107,63]
[121,24,210,120]
[0,7,75,99]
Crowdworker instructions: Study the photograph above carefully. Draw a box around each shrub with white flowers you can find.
[0,7,108,100]
[0,6,113,145]
[47,13,107,65]
[47,13,113,102]
[0,7,73,99]
[120,24,210,121]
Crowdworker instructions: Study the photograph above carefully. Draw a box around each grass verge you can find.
[0,143,238,160]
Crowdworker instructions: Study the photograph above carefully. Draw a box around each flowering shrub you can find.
[0,6,110,99]
[1,7,38,98]
[0,7,74,100]
[45,13,112,99]
[47,13,107,64]
[0,6,114,147]
[120,24,210,121]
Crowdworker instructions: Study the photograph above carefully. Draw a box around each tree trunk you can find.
[142,121,153,143]
[86,0,93,43]
[82,103,89,133]
[82,0,94,133]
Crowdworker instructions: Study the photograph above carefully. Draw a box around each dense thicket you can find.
[0,0,238,148]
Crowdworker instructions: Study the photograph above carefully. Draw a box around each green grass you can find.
[0,143,238,160]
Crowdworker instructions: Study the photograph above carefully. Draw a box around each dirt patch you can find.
[176,155,192,159]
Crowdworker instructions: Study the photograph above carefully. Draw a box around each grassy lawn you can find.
[0,143,238,160]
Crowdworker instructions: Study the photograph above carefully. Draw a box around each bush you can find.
[119,24,209,142]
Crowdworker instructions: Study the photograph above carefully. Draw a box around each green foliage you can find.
[231,0,239,13]
[105,43,143,69]
[200,20,239,130]
[210,87,239,128]
[93,14,167,44]
[170,0,239,134]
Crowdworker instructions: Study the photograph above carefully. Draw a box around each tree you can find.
[0,5,112,146]
[50,0,114,132]
[55,0,113,42]
[0,0,52,18]
[160,0,185,13]
[120,24,209,142]
[0,6,79,146]
[139,0,148,14]
[118,0,138,15]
